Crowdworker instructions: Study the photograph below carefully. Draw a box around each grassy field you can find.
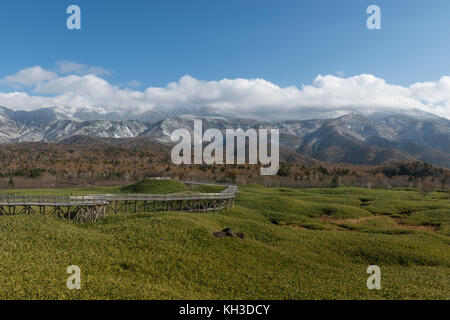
[0,182,448,299]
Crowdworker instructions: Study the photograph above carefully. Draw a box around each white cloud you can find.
[0,64,450,120]
[127,80,141,88]
[3,66,57,87]
[55,60,112,76]
[410,76,450,105]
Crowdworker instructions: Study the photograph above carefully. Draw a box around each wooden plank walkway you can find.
[0,181,239,221]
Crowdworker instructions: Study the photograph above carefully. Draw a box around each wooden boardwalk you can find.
[0,195,110,222]
[0,182,238,222]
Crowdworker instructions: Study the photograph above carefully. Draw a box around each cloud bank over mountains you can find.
[1,62,449,120]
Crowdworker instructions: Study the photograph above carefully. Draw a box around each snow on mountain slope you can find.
[0,106,448,167]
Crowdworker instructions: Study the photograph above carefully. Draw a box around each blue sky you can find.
[0,0,450,119]
[0,0,449,87]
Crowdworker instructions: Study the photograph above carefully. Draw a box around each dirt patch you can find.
[392,219,440,232]
[286,225,311,231]
[318,216,377,224]
[318,216,439,232]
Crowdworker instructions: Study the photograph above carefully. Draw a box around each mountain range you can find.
[0,106,449,168]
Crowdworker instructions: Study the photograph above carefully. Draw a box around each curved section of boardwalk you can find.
[0,181,238,222]
[94,182,238,214]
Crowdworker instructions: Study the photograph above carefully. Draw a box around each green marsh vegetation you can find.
[0,181,448,299]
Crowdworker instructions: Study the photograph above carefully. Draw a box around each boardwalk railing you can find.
[0,195,109,206]
[91,192,236,202]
